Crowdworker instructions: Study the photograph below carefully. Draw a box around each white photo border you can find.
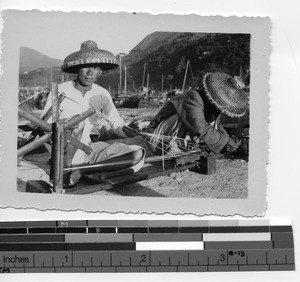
[0,10,270,216]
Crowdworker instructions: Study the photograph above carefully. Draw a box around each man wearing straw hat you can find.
[43,40,145,187]
[145,72,248,155]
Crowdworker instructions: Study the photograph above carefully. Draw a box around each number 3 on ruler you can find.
[220,254,226,262]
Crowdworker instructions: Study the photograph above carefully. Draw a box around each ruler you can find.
[0,219,295,273]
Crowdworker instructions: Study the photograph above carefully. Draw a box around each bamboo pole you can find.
[147,73,149,89]
[17,107,93,156]
[42,94,65,122]
[64,108,95,129]
[119,56,122,95]
[58,122,64,192]
[65,133,93,155]
[18,107,52,131]
[50,83,62,192]
[52,83,59,122]
[142,63,146,88]
[17,132,52,158]
[182,60,190,92]
[50,67,53,86]
[124,65,127,94]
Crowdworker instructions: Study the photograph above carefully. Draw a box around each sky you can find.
[7,11,193,60]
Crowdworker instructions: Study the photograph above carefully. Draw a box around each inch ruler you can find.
[0,219,295,273]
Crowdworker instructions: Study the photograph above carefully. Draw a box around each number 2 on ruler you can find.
[140,255,147,263]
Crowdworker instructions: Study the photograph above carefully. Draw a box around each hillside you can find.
[19,47,63,74]
[98,32,250,93]
[19,66,75,88]
[19,32,250,93]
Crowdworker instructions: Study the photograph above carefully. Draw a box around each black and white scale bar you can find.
[0,219,294,272]
[0,226,294,234]
[0,219,294,234]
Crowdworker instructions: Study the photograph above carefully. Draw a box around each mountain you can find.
[98,31,250,94]
[19,66,75,88]
[129,32,182,61]
[19,47,63,74]
[19,32,250,92]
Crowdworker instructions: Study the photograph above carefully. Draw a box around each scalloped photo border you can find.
[0,10,270,216]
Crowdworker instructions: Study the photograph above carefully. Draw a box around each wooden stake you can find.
[142,63,146,88]
[124,65,127,95]
[52,83,59,123]
[58,122,64,192]
[65,133,93,155]
[64,108,95,129]
[17,132,52,158]
[182,60,190,92]
[50,83,62,192]
[43,94,65,122]
[18,107,51,131]
[147,73,149,89]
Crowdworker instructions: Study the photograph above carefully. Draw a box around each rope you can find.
[59,91,197,154]
[57,91,208,169]
[18,91,45,106]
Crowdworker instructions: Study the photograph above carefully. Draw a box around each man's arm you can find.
[90,93,127,137]
[182,90,229,153]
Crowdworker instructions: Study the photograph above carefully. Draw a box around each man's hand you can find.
[226,135,241,153]
[127,120,140,132]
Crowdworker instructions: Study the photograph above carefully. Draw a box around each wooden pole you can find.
[52,83,59,122]
[142,63,146,88]
[17,132,52,158]
[124,65,127,95]
[161,74,164,94]
[43,94,65,122]
[50,83,63,192]
[147,73,149,90]
[182,60,190,92]
[65,133,93,155]
[50,67,53,86]
[58,122,64,191]
[119,56,122,95]
[18,107,52,131]
[18,106,93,155]
[64,108,95,129]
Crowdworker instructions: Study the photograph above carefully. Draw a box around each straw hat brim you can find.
[61,42,119,73]
[203,72,249,118]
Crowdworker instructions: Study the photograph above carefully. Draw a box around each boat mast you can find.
[182,60,190,92]
[142,63,146,88]
[124,65,127,95]
[118,53,125,96]
[147,73,149,90]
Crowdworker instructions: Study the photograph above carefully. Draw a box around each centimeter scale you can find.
[0,219,295,273]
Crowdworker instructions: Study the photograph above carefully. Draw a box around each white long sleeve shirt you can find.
[43,81,126,164]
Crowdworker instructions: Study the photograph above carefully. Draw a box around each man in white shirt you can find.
[43,40,145,187]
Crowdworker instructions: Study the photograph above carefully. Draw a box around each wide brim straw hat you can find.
[203,72,249,118]
[61,40,119,73]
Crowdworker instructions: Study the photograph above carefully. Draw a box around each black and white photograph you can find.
[0,11,269,215]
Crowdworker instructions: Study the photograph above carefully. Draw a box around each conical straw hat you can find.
[61,40,119,73]
[203,72,249,118]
